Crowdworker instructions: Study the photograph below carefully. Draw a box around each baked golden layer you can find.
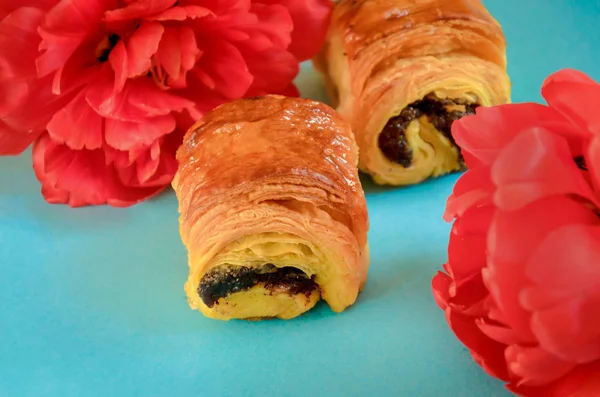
[172,95,370,320]
[314,0,511,185]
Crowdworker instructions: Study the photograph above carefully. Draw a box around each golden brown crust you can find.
[175,95,368,248]
[172,95,370,319]
[315,0,511,185]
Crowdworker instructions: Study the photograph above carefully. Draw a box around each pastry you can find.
[314,0,511,185]
[172,95,370,321]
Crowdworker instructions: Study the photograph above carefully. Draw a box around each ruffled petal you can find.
[477,320,521,346]
[104,114,175,151]
[3,74,75,132]
[36,0,112,77]
[0,0,57,19]
[154,25,200,85]
[32,133,168,207]
[126,78,194,117]
[192,39,253,99]
[509,362,600,397]
[0,80,28,118]
[0,119,40,155]
[432,271,452,310]
[240,46,298,94]
[505,345,575,386]
[108,40,128,94]
[523,225,600,363]
[443,205,494,294]
[542,69,600,136]
[255,0,333,61]
[445,308,510,381]
[444,165,494,221]
[452,104,584,167]
[586,135,600,195]
[86,74,192,121]
[104,0,177,21]
[491,127,598,211]
[246,3,293,51]
[125,21,163,77]
[148,4,213,21]
[0,7,44,80]
[47,90,103,150]
[487,196,598,344]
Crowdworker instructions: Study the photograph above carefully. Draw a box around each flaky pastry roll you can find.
[314,0,511,185]
[172,95,369,321]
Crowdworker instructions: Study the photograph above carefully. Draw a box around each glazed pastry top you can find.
[173,95,368,247]
[331,0,507,67]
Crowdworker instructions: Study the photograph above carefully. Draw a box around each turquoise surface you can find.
[2,1,599,396]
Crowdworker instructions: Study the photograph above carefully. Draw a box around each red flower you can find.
[432,69,600,396]
[0,0,332,206]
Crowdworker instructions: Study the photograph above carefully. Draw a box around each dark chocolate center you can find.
[378,95,479,167]
[198,264,317,308]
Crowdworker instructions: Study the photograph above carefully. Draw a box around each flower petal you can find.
[36,0,111,77]
[104,114,175,151]
[0,80,28,118]
[256,0,333,61]
[542,69,600,135]
[445,308,510,381]
[4,74,75,132]
[444,205,494,296]
[523,224,600,363]
[509,362,600,397]
[87,75,192,121]
[491,127,598,211]
[127,78,194,116]
[192,39,253,99]
[0,0,56,19]
[432,271,452,310]
[586,134,600,195]
[444,165,494,221]
[47,91,103,150]
[104,0,177,21]
[148,4,213,21]
[126,21,164,77]
[487,195,598,344]
[505,345,575,386]
[32,133,169,207]
[0,118,39,155]
[246,3,293,51]
[154,25,200,84]
[240,47,298,94]
[452,104,584,167]
[109,40,128,94]
[0,6,44,80]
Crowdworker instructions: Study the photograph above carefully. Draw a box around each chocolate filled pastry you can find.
[314,0,511,185]
[172,95,370,321]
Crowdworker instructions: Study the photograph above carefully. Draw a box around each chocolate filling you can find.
[378,95,480,167]
[198,264,318,308]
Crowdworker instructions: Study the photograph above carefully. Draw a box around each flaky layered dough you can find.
[172,95,369,321]
[314,0,511,185]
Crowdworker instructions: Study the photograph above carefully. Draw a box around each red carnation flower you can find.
[432,69,600,396]
[0,0,332,207]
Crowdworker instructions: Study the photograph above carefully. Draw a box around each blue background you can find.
[1,1,599,396]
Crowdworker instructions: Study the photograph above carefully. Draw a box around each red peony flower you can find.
[432,69,600,396]
[0,0,332,207]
